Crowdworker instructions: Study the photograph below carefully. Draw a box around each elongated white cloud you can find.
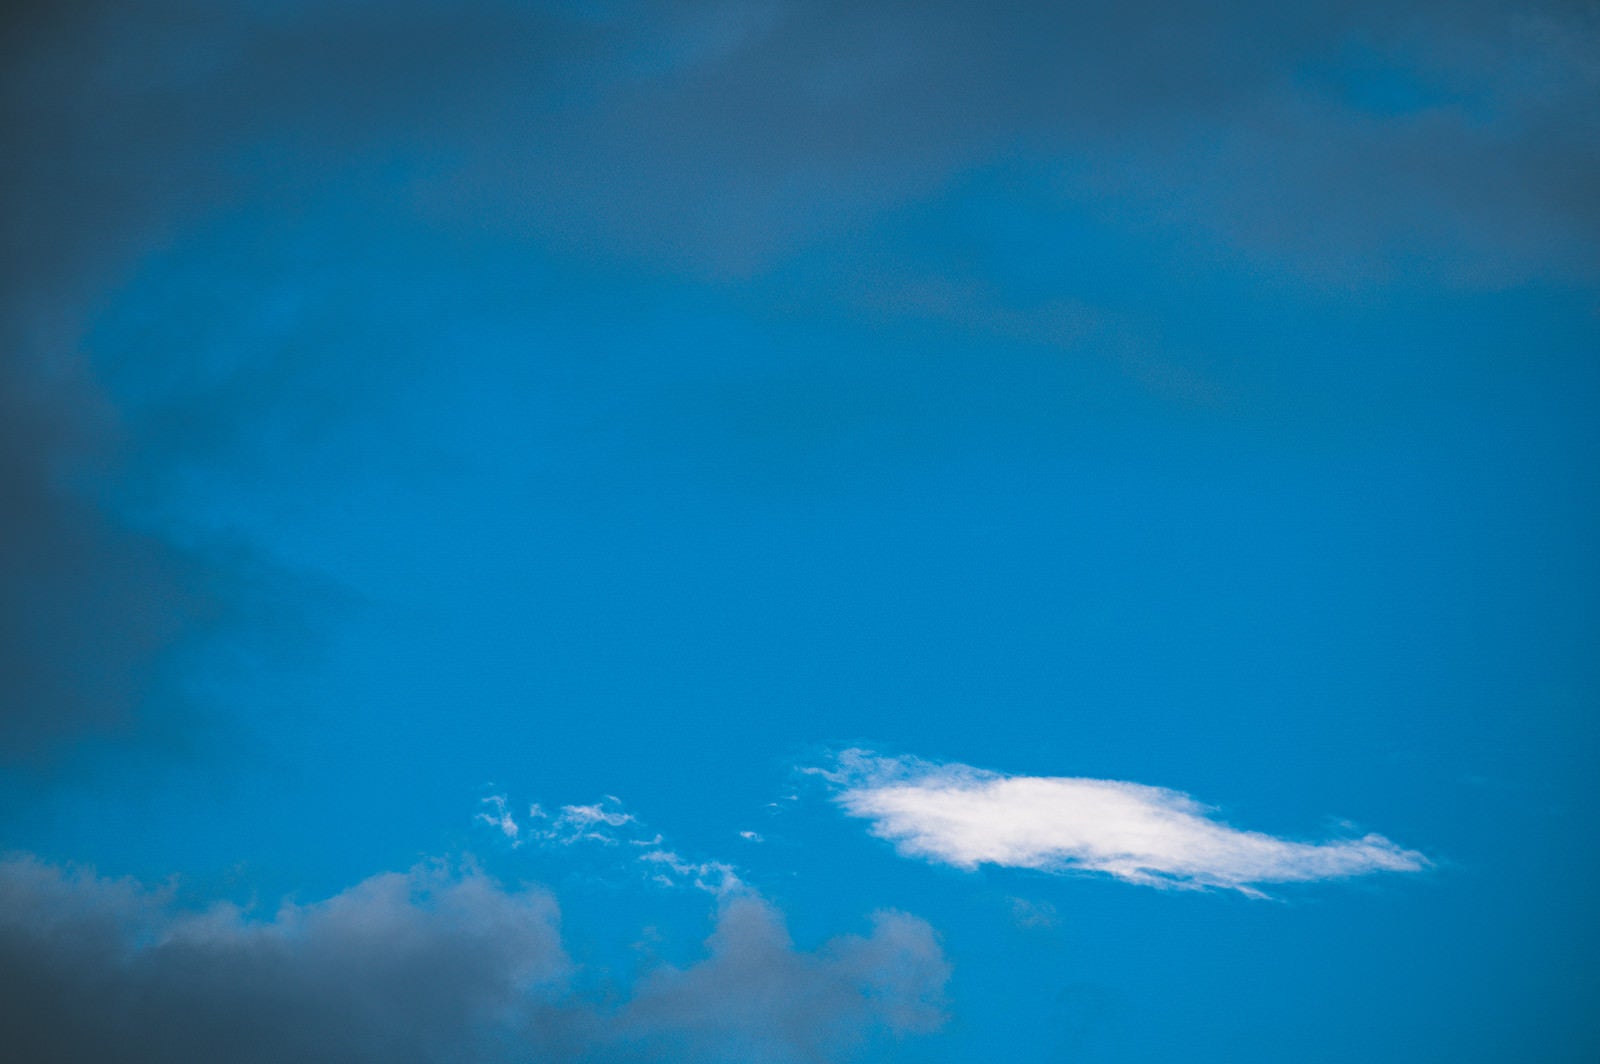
[822,751,1428,895]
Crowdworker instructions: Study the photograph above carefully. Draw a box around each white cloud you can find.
[476,793,742,895]
[820,751,1429,896]
[476,794,520,843]
[559,800,636,830]
[517,797,639,846]
[639,850,744,896]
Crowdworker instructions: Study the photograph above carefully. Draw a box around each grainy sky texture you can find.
[2,2,1597,1061]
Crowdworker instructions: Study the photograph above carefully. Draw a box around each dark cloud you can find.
[0,332,226,757]
[0,855,567,1064]
[3,0,1593,754]
[7,0,1595,287]
[606,896,947,1062]
[430,0,1600,282]
[0,855,949,1064]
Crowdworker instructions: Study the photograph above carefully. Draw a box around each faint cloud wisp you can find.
[476,792,742,896]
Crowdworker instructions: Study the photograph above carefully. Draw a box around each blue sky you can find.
[2,2,1596,1061]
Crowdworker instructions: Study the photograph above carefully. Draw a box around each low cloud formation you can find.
[0,853,948,1064]
[607,897,948,1063]
[821,751,1429,895]
[0,855,565,1064]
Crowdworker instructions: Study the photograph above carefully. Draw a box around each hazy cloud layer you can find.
[823,751,1429,895]
[0,339,234,757]
[4,0,1594,754]
[5,0,1595,319]
[0,854,948,1064]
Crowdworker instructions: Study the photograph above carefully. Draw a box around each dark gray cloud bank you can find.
[0,855,948,1063]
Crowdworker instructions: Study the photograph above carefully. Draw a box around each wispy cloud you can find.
[476,793,742,895]
[817,751,1429,896]
[638,850,744,896]
[524,797,639,846]
[476,794,521,842]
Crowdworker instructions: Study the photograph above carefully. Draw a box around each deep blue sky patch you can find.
[2,3,1597,1061]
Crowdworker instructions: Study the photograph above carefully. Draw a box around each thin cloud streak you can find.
[478,793,744,895]
[821,751,1429,895]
